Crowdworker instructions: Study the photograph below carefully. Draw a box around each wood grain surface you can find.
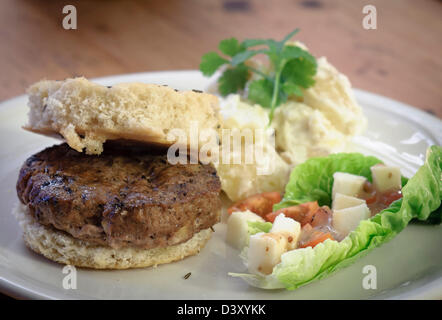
[0,0,441,117]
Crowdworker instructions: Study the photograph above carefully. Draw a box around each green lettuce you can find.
[229,146,442,290]
[248,220,273,235]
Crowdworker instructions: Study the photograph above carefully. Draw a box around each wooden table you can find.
[0,0,441,300]
[1,0,441,117]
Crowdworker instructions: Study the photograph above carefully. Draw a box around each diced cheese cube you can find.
[270,213,301,250]
[332,172,367,200]
[248,232,288,275]
[226,210,265,250]
[332,203,370,237]
[371,165,402,193]
[332,193,366,210]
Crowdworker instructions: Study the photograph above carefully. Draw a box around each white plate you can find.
[0,71,441,300]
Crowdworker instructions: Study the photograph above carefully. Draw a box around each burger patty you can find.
[16,143,221,249]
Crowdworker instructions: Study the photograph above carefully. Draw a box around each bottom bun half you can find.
[13,203,213,269]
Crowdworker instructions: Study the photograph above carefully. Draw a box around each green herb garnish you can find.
[199,29,317,123]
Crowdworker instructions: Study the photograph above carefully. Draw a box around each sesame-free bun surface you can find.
[25,77,221,154]
[13,203,213,269]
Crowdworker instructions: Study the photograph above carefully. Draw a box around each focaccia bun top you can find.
[25,77,221,154]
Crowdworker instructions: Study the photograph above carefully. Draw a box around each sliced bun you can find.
[13,203,213,269]
[25,77,221,155]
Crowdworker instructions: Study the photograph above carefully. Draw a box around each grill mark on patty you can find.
[16,142,221,249]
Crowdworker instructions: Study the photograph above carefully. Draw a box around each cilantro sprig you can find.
[200,29,317,123]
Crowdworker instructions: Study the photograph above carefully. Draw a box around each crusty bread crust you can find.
[25,77,221,155]
[13,203,213,269]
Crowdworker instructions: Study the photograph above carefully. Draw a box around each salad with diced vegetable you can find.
[225,146,441,290]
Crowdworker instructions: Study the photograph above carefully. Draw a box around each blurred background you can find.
[0,0,441,115]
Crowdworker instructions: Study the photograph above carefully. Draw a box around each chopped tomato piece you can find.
[309,206,332,227]
[381,190,402,207]
[362,180,375,194]
[365,194,377,205]
[301,223,313,232]
[261,191,282,204]
[360,181,377,204]
[265,201,319,224]
[360,181,402,213]
[367,190,402,215]
[299,231,333,248]
[227,192,282,218]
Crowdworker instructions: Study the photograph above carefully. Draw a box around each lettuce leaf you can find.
[230,146,442,290]
[248,220,273,235]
